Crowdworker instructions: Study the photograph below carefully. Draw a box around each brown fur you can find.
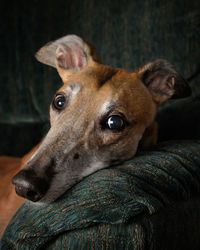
[0,35,190,238]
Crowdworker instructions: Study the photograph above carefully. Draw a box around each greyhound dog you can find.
[12,34,190,205]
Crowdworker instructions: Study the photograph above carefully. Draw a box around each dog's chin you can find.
[26,186,68,205]
[31,180,78,205]
[30,193,63,205]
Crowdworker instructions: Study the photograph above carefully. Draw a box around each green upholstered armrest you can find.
[1,140,200,249]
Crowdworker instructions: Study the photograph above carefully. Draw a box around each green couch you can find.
[1,140,200,249]
[1,1,200,248]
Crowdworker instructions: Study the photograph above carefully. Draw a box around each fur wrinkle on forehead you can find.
[98,69,117,87]
[85,66,117,87]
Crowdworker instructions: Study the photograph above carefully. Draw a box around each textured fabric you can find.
[1,140,200,249]
[1,0,200,156]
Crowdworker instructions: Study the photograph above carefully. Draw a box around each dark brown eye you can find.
[53,94,66,110]
[106,115,124,130]
[101,114,126,132]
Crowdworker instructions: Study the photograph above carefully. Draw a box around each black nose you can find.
[12,170,49,202]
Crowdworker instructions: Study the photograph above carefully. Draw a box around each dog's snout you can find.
[12,170,49,202]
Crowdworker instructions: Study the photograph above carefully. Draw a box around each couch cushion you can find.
[1,140,200,249]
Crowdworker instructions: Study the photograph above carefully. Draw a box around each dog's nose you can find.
[12,170,49,202]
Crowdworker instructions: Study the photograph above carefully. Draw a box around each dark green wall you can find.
[0,0,200,155]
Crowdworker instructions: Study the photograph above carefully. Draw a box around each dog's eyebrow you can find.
[68,83,81,91]
[67,83,81,96]
[100,101,117,114]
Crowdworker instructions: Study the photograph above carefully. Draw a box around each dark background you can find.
[0,0,200,156]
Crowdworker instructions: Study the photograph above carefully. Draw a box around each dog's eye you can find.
[106,115,125,130]
[53,94,66,110]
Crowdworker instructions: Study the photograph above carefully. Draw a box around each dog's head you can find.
[13,35,191,203]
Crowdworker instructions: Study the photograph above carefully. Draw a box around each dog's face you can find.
[13,35,190,203]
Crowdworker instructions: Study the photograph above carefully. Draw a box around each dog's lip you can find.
[15,185,43,202]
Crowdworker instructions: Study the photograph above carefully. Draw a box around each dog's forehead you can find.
[57,64,155,120]
[60,64,145,93]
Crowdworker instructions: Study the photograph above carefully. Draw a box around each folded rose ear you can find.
[136,59,191,105]
[35,35,100,80]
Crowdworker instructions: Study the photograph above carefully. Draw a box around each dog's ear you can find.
[136,59,191,105]
[35,35,101,80]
